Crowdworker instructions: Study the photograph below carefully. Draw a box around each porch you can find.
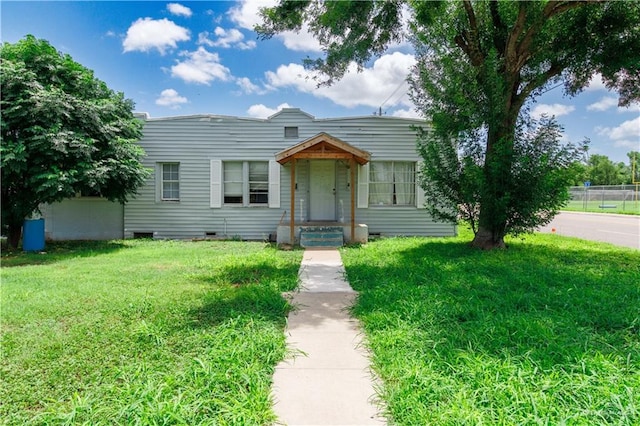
[275,132,371,247]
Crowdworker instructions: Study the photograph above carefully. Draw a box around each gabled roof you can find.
[275,132,371,165]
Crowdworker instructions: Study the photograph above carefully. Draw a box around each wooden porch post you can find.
[290,158,296,245]
[350,157,356,242]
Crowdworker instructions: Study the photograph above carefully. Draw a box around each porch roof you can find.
[275,132,371,165]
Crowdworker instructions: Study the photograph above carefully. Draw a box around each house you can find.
[42,108,456,245]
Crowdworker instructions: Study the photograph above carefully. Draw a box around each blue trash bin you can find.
[23,218,45,251]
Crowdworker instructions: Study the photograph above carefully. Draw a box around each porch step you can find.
[300,227,344,248]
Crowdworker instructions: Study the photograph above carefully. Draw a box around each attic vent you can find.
[284,126,298,138]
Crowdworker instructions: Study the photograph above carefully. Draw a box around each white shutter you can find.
[416,161,426,209]
[210,160,222,208]
[268,160,280,208]
[357,163,369,208]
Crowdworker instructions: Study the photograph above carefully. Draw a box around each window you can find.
[369,161,415,206]
[249,162,268,204]
[223,162,243,204]
[223,161,269,205]
[284,126,298,138]
[161,163,180,201]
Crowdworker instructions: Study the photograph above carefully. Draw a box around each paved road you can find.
[538,212,640,249]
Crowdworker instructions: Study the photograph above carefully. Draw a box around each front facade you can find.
[43,108,456,243]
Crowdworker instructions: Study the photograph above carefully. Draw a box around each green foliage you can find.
[586,154,629,185]
[0,35,150,246]
[341,233,640,424]
[419,117,586,236]
[1,240,303,424]
[257,1,640,249]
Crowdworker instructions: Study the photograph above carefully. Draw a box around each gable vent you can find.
[284,126,298,138]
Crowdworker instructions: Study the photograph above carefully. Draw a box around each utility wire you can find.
[376,80,406,115]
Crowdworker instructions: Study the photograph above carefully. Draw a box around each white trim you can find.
[416,161,426,209]
[210,160,222,208]
[357,163,369,208]
[268,160,280,208]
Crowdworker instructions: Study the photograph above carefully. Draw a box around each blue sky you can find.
[2,1,638,164]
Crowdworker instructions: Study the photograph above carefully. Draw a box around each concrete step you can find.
[300,227,344,247]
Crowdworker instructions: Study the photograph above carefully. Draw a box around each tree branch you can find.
[516,62,564,109]
[505,2,528,69]
[489,0,507,54]
[517,1,590,60]
[458,0,484,66]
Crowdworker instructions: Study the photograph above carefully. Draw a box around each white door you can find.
[310,161,336,221]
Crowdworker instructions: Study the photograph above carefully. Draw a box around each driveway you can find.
[538,212,640,249]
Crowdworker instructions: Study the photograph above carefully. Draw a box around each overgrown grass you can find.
[1,240,302,425]
[341,229,640,425]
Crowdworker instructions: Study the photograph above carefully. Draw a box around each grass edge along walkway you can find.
[271,248,384,425]
[340,230,640,425]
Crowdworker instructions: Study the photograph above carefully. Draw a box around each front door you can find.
[309,161,336,221]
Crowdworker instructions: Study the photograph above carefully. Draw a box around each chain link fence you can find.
[567,185,640,214]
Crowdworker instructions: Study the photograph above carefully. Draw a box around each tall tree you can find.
[1,36,150,249]
[586,154,625,185]
[257,0,640,249]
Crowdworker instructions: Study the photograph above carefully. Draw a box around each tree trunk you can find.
[7,223,22,250]
[471,226,506,249]
[470,113,517,250]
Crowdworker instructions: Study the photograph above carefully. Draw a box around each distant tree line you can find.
[567,151,640,186]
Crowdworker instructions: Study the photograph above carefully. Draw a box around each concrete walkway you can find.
[272,248,385,425]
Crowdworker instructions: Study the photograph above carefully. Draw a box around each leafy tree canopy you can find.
[1,35,150,248]
[257,1,640,249]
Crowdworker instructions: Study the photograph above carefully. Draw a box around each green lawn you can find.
[341,229,640,425]
[562,200,640,215]
[3,233,639,425]
[1,240,302,425]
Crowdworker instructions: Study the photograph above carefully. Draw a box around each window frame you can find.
[368,161,416,207]
[223,160,270,207]
[160,162,180,202]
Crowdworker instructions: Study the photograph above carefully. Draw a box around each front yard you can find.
[2,230,639,425]
[1,240,302,425]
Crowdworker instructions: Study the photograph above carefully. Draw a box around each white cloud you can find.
[391,108,422,119]
[236,77,267,95]
[198,28,256,50]
[123,17,190,54]
[228,0,321,52]
[608,117,640,141]
[228,0,277,29]
[619,102,640,113]
[155,89,188,108]
[278,26,322,52]
[596,117,640,151]
[264,52,415,108]
[587,96,618,112]
[585,73,607,92]
[167,3,192,18]
[531,103,575,119]
[171,47,232,84]
[247,103,292,119]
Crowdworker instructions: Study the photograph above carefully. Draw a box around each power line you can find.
[376,80,406,115]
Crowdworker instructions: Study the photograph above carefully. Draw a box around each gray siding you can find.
[124,109,456,240]
[41,198,124,240]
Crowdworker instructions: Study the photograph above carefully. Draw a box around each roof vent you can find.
[284,126,298,138]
